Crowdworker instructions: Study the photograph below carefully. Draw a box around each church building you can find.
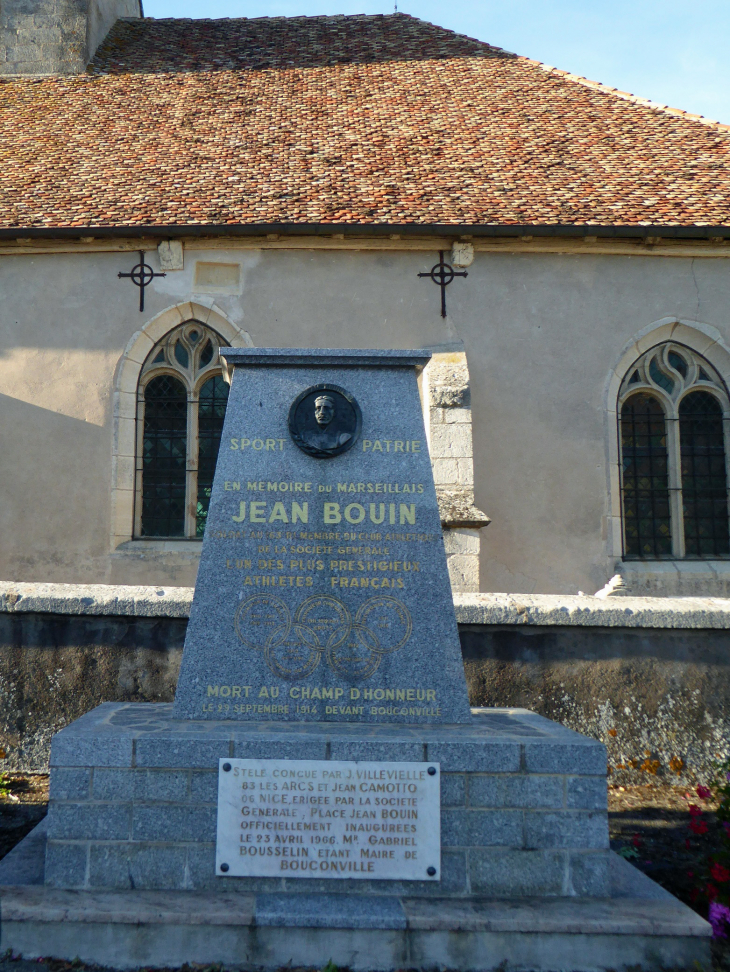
[1,1,729,597]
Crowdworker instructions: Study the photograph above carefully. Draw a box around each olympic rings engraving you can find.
[234,593,413,681]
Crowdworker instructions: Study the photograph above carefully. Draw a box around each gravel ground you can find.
[0,776,726,970]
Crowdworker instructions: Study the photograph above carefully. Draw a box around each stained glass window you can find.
[197,375,229,536]
[137,321,229,539]
[141,376,188,537]
[618,343,730,560]
[680,392,729,557]
[621,393,672,558]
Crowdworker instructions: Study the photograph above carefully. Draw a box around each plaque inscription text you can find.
[216,758,441,881]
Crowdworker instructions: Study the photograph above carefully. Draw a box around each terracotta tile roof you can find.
[1,13,729,232]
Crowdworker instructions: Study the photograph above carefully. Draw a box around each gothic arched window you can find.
[136,322,229,538]
[619,344,730,559]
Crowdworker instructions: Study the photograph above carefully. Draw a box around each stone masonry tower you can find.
[1,0,142,75]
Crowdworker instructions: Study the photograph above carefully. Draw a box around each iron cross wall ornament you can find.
[418,250,468,318]
[118,250,166,312]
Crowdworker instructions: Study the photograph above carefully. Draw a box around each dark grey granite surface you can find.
[50,703,605,766]
[45,703,609,896]
[174,349,471,724]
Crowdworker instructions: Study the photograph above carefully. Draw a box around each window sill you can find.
[621,560,730,573]
[112,539,203,563]
[619,560,730,597]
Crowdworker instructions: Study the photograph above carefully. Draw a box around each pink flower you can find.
[689,804,703,817]
[710,901,730,939]
[690,819,709,835]
[697,785,712,800]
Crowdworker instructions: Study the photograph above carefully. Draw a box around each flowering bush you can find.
[687,765,730,937]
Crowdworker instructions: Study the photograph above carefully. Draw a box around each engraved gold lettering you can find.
[324,502,341,524]
[399,504,416,526]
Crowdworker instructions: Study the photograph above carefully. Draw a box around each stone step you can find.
[0,823,712,971]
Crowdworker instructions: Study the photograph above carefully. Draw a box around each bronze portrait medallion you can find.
[288,383,362,458]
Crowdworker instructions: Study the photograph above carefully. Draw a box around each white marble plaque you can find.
[215,758,441,880]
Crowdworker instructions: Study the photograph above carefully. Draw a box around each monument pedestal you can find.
[43,703,609,898]
[0,703,710,970]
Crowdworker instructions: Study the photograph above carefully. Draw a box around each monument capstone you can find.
[173,349,472,725]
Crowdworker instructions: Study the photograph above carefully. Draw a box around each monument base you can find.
[0,833,710,970]
[44,703,611,897]
[0,703,710,969]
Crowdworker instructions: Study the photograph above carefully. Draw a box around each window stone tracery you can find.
[618,342,730,560]
[136,321,229,538]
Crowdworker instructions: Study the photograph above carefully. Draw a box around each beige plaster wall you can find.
[0,245,728,593]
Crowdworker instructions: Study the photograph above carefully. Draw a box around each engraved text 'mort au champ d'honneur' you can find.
[173,350,472,726]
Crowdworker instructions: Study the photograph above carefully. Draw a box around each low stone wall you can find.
[2,582,730,781]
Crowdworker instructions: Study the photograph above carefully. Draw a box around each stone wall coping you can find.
[0,582,192,619]
[455,592,730,628]
[2,582,730,628]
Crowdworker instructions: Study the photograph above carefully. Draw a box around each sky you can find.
[143,0,730,125]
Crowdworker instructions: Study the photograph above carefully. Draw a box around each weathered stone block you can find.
[232,737,327,760]
[440,774,466,807]
[187,842,284,893]
[255,892,407,929]
[468,774,563,809]
[568,851,610,896]
[48,767,90,801]
[135,735,230,768]
[430,385,467,408]
[380,850,468,896]
[432,457,459,485]
[456,458,474,484]
[48,803,131,841]
[524,811,608,850]
[524,741,606,776]
[470,849,567,896]
[443,529,480,555]
[89,843,187,890]
[566,776,607,810]
[190,770,218,804]
[427,740,521,773]
[44,840,88,888]
[134,769,190,803]
[430,425,472,459]
[132,805,216,842]
[441,808,523,847]
[442,407,471,424]
[446,554,480,593]
[328,739,424,762]
[51,732,133,768]
[92,768,133,801]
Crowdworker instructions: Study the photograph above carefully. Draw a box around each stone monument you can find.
[0,350,710,970]
[174,349,471,725]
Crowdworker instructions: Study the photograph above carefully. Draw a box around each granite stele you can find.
[174,349,472,725]
[0,351,710,971]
